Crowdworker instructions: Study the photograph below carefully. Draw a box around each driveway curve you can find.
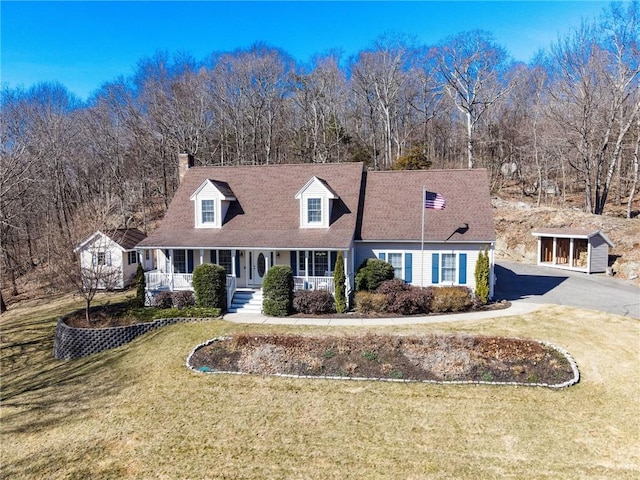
[495,261,640,319]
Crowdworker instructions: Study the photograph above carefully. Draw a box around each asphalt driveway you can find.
[495,260,640,319]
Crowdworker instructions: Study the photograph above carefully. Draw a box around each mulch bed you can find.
[188,333,577,386]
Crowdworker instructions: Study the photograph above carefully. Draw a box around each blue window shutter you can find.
[92,254,97,266]
[459,253,467,284]
[330,251,337,273]
[432,253,439,284]
[235,252,240,278]
[404,253,413,283]
[379,252,386,261]
[290,251,297,275]
[210,250,217,264]
[106,252,112,266]
[187,250,194,273]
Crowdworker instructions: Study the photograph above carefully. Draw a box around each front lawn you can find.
[1,293,638,478]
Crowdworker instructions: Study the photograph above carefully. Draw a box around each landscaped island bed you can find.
[188,333,577,387]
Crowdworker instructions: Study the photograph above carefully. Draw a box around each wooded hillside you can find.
[1,1,638,305]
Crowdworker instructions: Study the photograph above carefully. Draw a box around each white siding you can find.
[78,234,127,289]
[355,242,493,292]
[297,178,334,228]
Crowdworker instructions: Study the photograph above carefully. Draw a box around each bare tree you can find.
[436,30,515,169]
[547,2,639,214]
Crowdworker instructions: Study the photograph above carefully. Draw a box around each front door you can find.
[249,250,271,286]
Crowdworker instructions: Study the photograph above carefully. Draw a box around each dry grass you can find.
[1,294,639,479]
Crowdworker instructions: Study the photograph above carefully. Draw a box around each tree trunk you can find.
[628,117,640,219]
[466,111,474,169]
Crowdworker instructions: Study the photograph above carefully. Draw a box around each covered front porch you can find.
[141,248,347,307]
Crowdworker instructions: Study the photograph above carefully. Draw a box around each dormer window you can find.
[307,198,322,223]
[191,179,236,229]
[295,176,339,229]
[201,200,215,224]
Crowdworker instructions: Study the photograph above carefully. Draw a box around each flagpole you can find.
[421,186,425,289]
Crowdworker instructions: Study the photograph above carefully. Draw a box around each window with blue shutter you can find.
[290,251,297,275]
[330,251,337,274]
[404,253,412,283]
[379,252,386,261]
[210,250,217,264]
[459,253,467,284]
[235,252,240,278]
[432,253,439,284]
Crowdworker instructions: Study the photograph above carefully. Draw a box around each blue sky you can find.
[1,1,610,101]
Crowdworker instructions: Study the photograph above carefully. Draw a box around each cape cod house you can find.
[75,228,151,289]
[136,154,496,310]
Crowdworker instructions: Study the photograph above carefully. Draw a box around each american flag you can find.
[425,191,446,210]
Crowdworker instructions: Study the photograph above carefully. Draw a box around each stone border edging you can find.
[53,316,214,360]
[186,336,580,389]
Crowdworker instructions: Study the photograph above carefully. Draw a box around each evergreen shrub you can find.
[333,251,347,313]
[192,264,227,311]
[474,247,491,305]
[134,263,146,307]
[355,258,394,292]
[262,265,294,316]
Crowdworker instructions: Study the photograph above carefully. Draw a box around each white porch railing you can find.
[145,271,193,291]
[294,276,335,294]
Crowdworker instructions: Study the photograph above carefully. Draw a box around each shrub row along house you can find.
[130,153,496,312]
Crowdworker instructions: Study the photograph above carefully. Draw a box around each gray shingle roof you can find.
[138,163,366,250]
[105,228,147,250]
[137,164,496,249]
[359,169,496,242]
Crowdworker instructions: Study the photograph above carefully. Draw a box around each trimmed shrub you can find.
[354,291,388,314]
[293,290,336,314]
[355,258,395,292]
[134,263,145,307]
[431,286,473,313]
[154,291,174,309]
[334,251,347,313]
[173,290,195,309]
[474,247,490,305]
[376,279,433,315]
[262,265,294,316]
[192,263,227,310]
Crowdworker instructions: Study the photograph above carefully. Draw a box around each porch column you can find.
[552,238,557,265]
[536,238,542,265]
[304,251,309,281]
[231,250,237,277]
[169,249,174,291]
[199,249,204,267]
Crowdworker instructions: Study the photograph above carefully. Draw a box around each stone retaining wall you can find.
[53,317,204,360]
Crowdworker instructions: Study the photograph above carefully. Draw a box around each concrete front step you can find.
[229,288,263,314]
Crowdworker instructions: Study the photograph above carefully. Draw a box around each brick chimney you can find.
[178,150,195,183]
